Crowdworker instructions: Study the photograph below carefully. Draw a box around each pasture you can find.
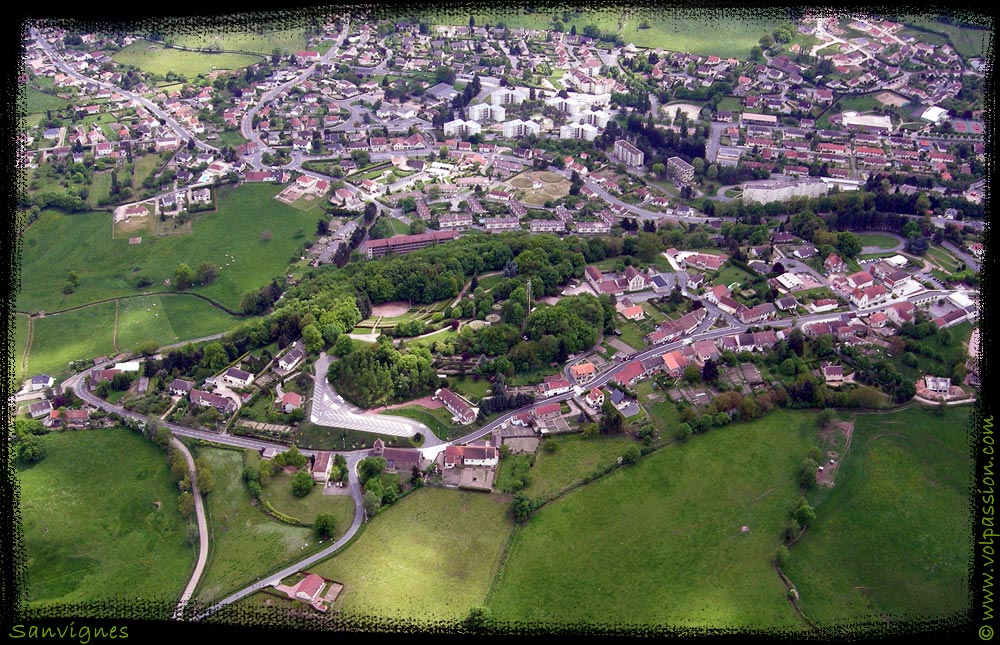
[168,28,308,56]
[17,428,193,614]
[112,41,262,78]
[193,447,316,603]
[22,86,69,115]
[17,183,320,312]
[486,410,821,629]
[521,433,637,502]
[312,487,513,625]
[114,294,243,351]
[781,405,973,626]
[25,303,117,378]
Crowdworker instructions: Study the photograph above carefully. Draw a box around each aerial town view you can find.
[7,3,990,637]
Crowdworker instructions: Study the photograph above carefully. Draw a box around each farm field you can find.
[193,447,316,604]
[112,40,262,78]
[17,183,320,313]
[114,294,244,351]
[17,428,193,616]
[168,28,308,56]
[782,405,973,626]
[25,302,117,378]
[486,410,821,630]
[521,433,637,502]
[311,487,513,625]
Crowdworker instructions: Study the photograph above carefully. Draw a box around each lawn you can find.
[858,233,901,249]
[445,375,492,402]
[115,294,243,351]
[617,321,649,353]
[17,428,193,615]
[193,447,316,603]
[215,129,248,147]
[17,183,320,312]
[296,421,418,452]
[782,405,973,626]
[521,433,638,502]
[381,406,460,441]
[924,245,961,271]
[713,264,757,289]
[311,487,513,625]
[112,41,263,78]
[486,409,821,630]
[260,470,355,538]
[25,302,117,378]
[389,217,411,235]
[169,28,308,56]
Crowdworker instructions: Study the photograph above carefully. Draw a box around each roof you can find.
[225,367,253,381]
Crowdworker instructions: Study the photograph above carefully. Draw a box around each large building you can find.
[614,139,644,167]
[443,119,482,138]
[502,119,540,138]
[490,88,528,106]
[467,102,506,123]
[741,178,831,204]
[666,156,695,185]
[842,112,893,135]
[559,122,599,141]
[364,231,459,258]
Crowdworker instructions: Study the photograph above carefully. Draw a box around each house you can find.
[532,402,562,421]
[608,388,630,411]
[886,301,916,326]
[190,389,237,413]
[293,574,326,603]
[223,367,254,388]
[28,400,53,419]
[624,266,647,291]
[435,387,477,425]
[824,254,847,274]
[924,375,951,394]
[822,363,844,383]
[371,438,422,472]
[46,408,90,429]
[586,387,605,408]
[280,392,303,412]
[169,379,194,396]
[775,296,798,311]
[444,443,498,469]
[30,374,55,391]
[278,348,305,371]
[311,451,332,482]
[569,362,596,384]
[694,339,719,363]
[538,374,572,397]
[793,245,817,259]
[613,361,644,388]
[847,271,874,290]
[850,284,889,308]
[738,302,777,325]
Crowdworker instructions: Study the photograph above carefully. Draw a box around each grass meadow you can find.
[781,405,973,626]
[25,302,117,378]
[486,409,821,630]
[17,183,321,313]
[261,470,356,537]
[858,233,902,249]
[520,433,637,501]
[311,487,513,625]
[193,447,317,604]
[169,28,308,56]
[114,294,243,351]
[112,41,262,77]
[17,428,194,614]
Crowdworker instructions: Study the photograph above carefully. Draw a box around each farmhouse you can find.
[169,379,194,396]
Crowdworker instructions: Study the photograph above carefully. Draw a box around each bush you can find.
[292,470,315,497]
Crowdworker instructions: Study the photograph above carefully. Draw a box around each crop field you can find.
[25,302,117,378]
[17,428,193,615]
[782,405,973,626]
[112,41,263,78]
[487,410,821,630]
[17,184,320,313]
[311,487,513,625]
[193,447,317,603]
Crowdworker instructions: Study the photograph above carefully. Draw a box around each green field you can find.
[902,18,992,59]
[194,447,316,603]
[169,28,308,56]
[13,313,30,383]
[17,183,320,312]
[25,302,117,378]
[521,433,637,501]
[17,428,194,613]
[22,86,69,115]
[487,410,821,629]
[113,41,263,78]
[782,406,973,626]
[312,487,513,624]
[423,9,783,59]
[260,470,355,536]
[381,406,460,441]
[858,233,901,249]
[115,294,243,351]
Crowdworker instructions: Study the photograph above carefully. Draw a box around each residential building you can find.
[666,156,695,185]
[614,139,645,167]
[502,119,540,138]
[223,367,254,388]
[364,231,459,258]
[435,387,477,425]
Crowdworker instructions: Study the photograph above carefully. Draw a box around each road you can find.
[31,27,217,154]
[171,437,209,619]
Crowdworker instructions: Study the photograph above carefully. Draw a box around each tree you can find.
[196,262,218,286]
[358,456,387,485]
[292,469,315,497]
[201,341,229,370]
[621,444,640,465]
[178,492,194,518]
[317,218,330,236]
[174,263,196,290]
[701,358,719,383]
[793,501,816,527]
[759,33,774,49]
[465,606,493,630]
[314,513,337,539]
[195,456,214,494]
[363,490,381,518]
[673,422,693,441]
[799,458,818,489]
[510,492,533,522]
[17,434,46,463]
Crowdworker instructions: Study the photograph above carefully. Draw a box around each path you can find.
[171,436,210,619]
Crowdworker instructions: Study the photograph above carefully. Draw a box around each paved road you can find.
[172,437,209,619]
[31,28,217,154]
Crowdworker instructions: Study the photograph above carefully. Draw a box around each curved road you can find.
[171,437,209,619]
